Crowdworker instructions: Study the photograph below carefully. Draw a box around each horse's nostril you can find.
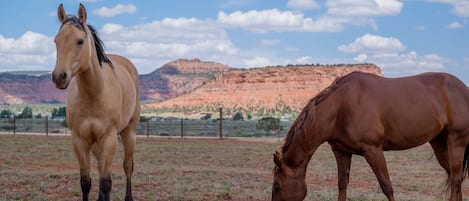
[53,72,67,82]
[52,71,69,89]
[60,72,67,80]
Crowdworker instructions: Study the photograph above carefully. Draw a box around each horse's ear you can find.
[57,4,68,23]
[273,151,283,171]
[78,3,87,25]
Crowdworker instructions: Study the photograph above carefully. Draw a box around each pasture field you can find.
[0,135,468,201]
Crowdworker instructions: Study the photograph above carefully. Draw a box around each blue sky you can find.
[1,0,468,83]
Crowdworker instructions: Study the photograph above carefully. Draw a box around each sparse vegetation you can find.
[0,135,467,200]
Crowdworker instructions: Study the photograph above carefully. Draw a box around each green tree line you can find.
[0,106,66,119]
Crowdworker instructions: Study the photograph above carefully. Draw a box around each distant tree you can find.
[201,113,212,120]
[0,109,13,118]
[52,107,66,118]
[232,111,244,121]
[17,107,33,119]
[256,117,283,132]
[139,116,148,122]
[247,114,253,120]
[35,113,42,119]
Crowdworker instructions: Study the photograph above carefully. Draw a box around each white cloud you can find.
[326,0,403,17]
[101,23,124,34]
[100,18,241,73]
[287,0,320,10]
[0,31,54,54]
[354,53,368,62]
[447,21,463,29]
[242,56,273,67]
[415,25,425,30]
[425,0,469,17]
[0,32,55,71]
[217,1,403,34]
[217,9,346,32]
[217,9,303,32]
[260,39,280,46]
[369,51,446,76]
[295,56,314,64]
[93,4,137,18]
[338,33,448,76]
[338,34,405,53]
[218,0,248,9]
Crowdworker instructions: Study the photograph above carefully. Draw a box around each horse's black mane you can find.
[61,15,113,68]
[281,74,347,154]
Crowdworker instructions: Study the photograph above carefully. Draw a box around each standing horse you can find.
[52,4,140,201]
[272,72,469,201]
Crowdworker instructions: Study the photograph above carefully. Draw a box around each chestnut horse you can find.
[52,4,140,201]
[272,72,469,201]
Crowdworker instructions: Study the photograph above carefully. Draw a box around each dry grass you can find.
[0,135,468,201]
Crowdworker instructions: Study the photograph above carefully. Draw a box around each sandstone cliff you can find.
[147,64,382,114]
[0,58,229,104]
[140,58,229,100]
[0,60,382,116]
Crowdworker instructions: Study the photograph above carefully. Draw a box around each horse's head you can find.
[272,151,307,201]
[52,4,92,89]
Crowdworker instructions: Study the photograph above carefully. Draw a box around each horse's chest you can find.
[72,117,116,139]
[68,104,119,138]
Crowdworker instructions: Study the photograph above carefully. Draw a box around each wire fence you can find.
[0,117,293,138]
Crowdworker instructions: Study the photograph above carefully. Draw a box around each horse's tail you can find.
[464,144,469,180]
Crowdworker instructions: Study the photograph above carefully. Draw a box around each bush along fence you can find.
[0,116,68,136]
[0,109,292,138]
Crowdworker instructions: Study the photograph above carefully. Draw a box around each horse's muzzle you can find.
[52,71,69,89]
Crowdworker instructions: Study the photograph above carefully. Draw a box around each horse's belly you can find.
[381,122,443,151]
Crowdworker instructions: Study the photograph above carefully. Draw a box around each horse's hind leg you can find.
[120,125,136,201]
[96,132,118,201]
[446,132,468,201]
[331,147,352,201]
[363,146,396,201]
[72,134,92,201]
[429,134,450,176]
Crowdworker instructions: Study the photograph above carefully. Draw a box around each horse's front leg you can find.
[95,133,118,201]
[331,148,352,201]
[363,146,396,201]
[120,126,137,201]
[72,134,92,201]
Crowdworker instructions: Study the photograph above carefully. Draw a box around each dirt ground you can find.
[0,135,468,201]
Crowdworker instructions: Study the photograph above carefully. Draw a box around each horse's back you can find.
[330,72,469,150]
[108,54,139,84]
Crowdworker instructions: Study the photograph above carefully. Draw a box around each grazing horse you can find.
[52,4,140,201]
[272,72,469,201]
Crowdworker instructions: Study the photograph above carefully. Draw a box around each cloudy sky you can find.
[0,0,468,83]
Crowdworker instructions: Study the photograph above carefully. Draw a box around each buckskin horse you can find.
[52,4,140,201]
[272,72,469,201]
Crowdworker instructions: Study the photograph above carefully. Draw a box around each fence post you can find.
[46,116,49,136]
[219,107,223,139]
[181,118,184,139]
[13,116,16,135]
[146,120,149,138]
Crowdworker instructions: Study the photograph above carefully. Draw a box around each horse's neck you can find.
[76,61,105,100]
[283,129,324,169]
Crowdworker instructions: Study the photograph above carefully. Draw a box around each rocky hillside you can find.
[0,58,229,104]
[139,58,229,100]
[146,64,382,114]
[0,59,382,115]
[0,73,64,104]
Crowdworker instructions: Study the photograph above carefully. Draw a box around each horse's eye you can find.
[77,39,84,46]
[274,183,281,191]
